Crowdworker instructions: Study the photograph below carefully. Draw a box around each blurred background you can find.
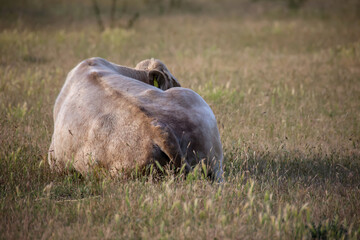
[1,0,360,30]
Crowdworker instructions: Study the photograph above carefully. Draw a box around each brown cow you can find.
[48,57,223,181]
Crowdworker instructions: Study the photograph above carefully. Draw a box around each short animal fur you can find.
[48,57,223,181]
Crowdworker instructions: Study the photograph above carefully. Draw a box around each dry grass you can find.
[1,0,360,239]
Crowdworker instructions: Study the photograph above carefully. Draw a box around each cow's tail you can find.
[152,123,191,174]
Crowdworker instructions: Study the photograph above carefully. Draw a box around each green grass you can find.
[1,0,360,239]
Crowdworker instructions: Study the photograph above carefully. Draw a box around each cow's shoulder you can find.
[71,57,112,75]
[54,58,114,117]
[64,58,119,89]
[77,57,111,69]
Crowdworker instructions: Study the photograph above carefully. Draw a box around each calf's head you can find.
[135,58,181,90]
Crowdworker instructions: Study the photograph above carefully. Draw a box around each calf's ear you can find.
[149,69,181,90]
[169,73,181,88]
[149,69,167,90]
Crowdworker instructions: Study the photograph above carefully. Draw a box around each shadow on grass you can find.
[224,148,360,187]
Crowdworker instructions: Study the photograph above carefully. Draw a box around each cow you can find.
[48,57,223,182]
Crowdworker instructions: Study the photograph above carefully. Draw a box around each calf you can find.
[48,57,223,181]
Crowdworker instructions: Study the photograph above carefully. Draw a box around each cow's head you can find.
[135,58,181,90]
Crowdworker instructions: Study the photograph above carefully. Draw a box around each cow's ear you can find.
[169,74,181,88]
[149,69,167,90]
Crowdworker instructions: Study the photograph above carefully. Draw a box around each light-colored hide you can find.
[48,57,223,181]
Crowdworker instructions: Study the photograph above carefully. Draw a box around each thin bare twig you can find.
[110,0,117,28]
[91,0,104,32]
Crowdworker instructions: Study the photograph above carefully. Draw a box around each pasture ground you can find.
[1,0,360,239]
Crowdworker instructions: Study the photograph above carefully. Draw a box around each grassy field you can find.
[1,0,360,239]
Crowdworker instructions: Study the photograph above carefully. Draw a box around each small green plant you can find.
[308,220,348,240]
